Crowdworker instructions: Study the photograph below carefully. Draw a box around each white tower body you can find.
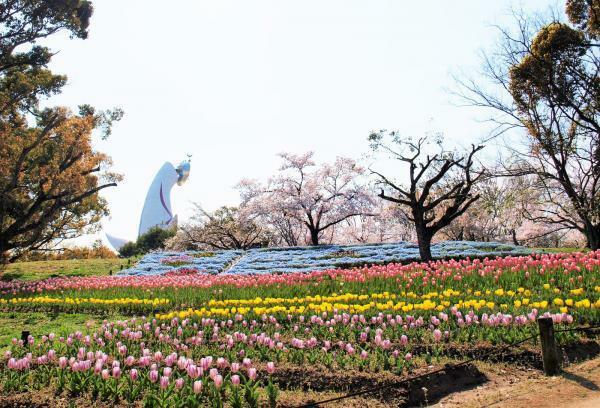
[105,160,190,251]
[138,162,178,236]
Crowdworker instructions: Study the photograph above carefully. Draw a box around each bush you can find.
[118,227,176,257]
[118,241,139,258]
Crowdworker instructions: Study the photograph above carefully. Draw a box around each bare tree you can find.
[369,132,485,260]
[178,205,270,250]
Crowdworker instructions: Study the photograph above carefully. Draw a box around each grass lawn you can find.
[0,311,127,350]
[531,247,589,253]
[1,258,134,282]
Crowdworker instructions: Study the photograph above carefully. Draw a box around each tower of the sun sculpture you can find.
[106,160,190,251]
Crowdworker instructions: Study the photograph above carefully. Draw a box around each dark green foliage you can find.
[136,227,176,253]
[118,227,176,257]
[118,242,139,258]
[0,1,124,265]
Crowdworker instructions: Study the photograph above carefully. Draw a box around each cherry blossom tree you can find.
[334,201,414,244]
[439,176,533,244]
[237,181,305,247]
[239,152,375,246]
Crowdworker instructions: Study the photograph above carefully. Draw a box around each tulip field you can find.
[0,248,599,406]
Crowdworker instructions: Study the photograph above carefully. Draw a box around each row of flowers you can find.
[203,286,600,308]
[1,301,581,406]
[1,251,598,299]
[0,296,169,307]
[1,283,597,319]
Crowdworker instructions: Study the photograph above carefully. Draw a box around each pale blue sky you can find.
[42,0,555,244]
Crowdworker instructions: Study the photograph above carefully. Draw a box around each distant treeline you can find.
[18,243,117,262]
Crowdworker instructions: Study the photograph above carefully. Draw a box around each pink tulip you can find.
[266,362,275,374]
[160,376,169,390]
[213,375,223,389]
[216,357,227,369]
[101,369,110,380]
[187,364,198,379]
[247,367,257,381]
[231,374,240,386]
[149,369,159,383]
[112,366,121,378]
[175,378,184,389]
[130,369,138,381]
[193,380,203,394]
[58,356,68,369]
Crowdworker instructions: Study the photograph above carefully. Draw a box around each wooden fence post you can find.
[20,330,30,346]
[537,317,560,375]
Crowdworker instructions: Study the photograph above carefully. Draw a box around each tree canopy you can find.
[0,0,122,264]
[239,152,374,246]
[456,0,600,249]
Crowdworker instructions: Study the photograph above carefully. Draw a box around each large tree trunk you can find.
[416,227,433,261]
[0,250,9,272]
[511,229,520,246]
[309,229,320,246]
[584,223,600,250]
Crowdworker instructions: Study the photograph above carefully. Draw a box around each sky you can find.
[41,0,556,245]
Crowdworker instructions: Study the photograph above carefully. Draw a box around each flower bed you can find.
[0,250,598,406]
[117,241,530,277]
[120,250,244,276]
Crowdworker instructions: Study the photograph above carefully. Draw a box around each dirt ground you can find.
[433,357,600,408]
[1,347,599,407]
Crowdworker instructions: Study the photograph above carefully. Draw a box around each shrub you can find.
[118,227,176,257]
